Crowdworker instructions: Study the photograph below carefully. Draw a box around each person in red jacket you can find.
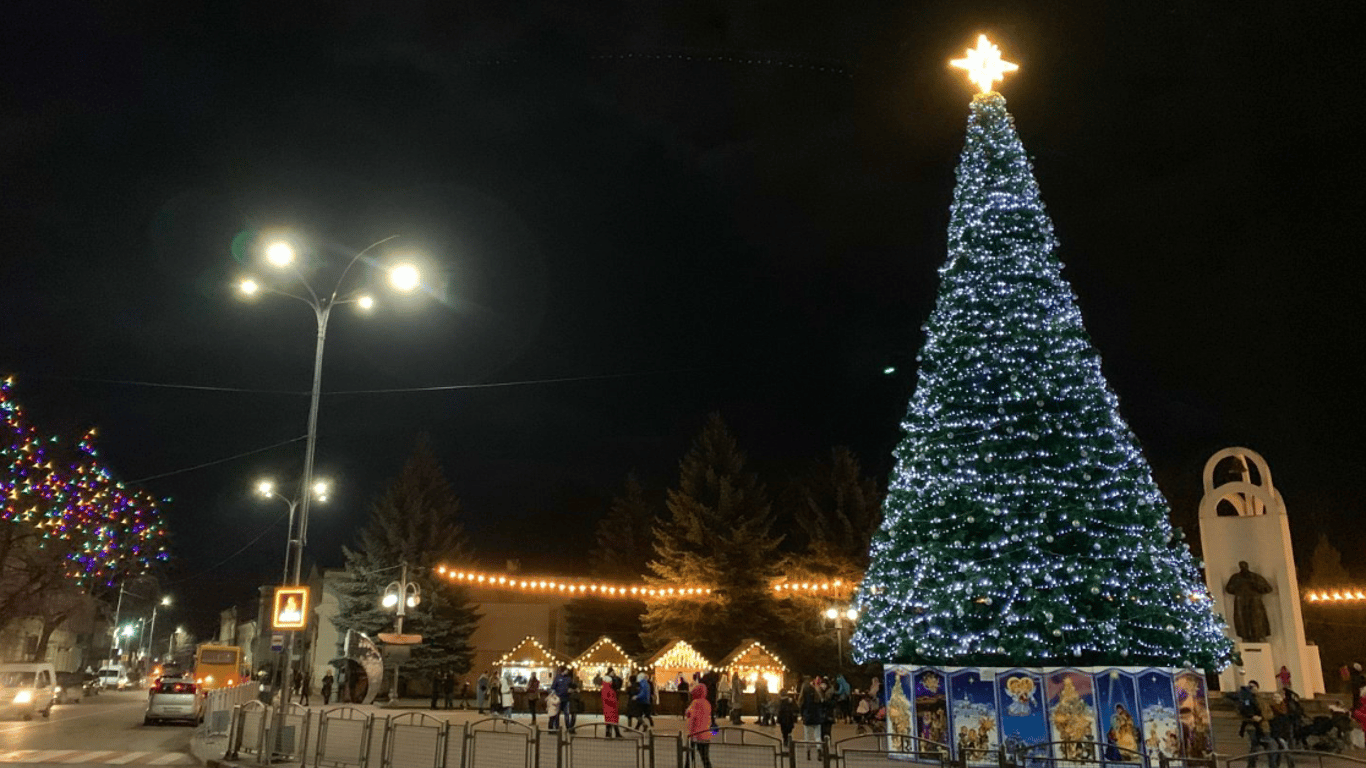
[684,682,714,768]
[602,676,622,738]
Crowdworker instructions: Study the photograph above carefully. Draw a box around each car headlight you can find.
[13,690,33,704]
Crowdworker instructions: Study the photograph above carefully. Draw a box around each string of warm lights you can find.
[722,639,789,673]
[494,635,568,668]
[570,636,635,668]
[438,564,855,599]
[643,639,713,672]
[1305,590,1366,603]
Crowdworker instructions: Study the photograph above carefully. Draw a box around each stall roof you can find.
[494,636,569,668]
[570,636,636,668]
[719,639,788,672]
[641,639,713,670]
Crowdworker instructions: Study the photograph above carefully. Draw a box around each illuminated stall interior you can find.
[642,639,713,691]
[720,638,786,694]
[493,635,569,690]
[569,636,636,689]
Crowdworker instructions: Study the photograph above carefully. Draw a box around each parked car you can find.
[0,663,56,720]
[54,672,97,704]
[144,677,202,725]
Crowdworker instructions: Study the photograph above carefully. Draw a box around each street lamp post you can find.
[823,605,859,674]
[255,478,329,585]
[145,597,170,663]
[381,562,420,701]
[237,234,421,721]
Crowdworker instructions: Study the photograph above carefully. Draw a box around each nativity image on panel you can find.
[883,666,1211,765]
[720,639,787,694]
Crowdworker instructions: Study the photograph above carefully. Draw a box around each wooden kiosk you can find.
[642,639,713,715]
[493,636,569,711]
[569,636,636,714]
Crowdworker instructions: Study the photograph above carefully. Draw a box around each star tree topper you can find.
[951,34,1018,93]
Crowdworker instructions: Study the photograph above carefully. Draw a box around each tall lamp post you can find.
[237,234,421,714]
[380,562,420,702]
[823,605,859,674]
[144,597,170,663]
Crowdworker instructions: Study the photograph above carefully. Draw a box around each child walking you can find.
[684,683,714,768]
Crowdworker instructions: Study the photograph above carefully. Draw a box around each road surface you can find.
[0,689,193,766]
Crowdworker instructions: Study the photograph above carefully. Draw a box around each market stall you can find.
[719,638,787,718]
[568,636,636,714]
[641,639,713,715]
[493,636,569,711]
[570,636,636,690]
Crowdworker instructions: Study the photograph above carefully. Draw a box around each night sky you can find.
[4,1,1363,639]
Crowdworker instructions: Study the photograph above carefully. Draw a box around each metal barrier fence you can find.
[200,682,259,738]
[1016,740,1147,768]
[1159,752,1366,768]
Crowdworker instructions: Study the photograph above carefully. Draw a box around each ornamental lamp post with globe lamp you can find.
[380,562,421,702]
[255,477,330,585]
[236,233,423,723]
[823,605,859,674]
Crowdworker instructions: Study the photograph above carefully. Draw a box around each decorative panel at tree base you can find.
[882,665,1212,765]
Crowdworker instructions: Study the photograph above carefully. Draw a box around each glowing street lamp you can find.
[823,604,859,673]
[265,241,296,268]
[255,477,330,584]
[389,263,421,292]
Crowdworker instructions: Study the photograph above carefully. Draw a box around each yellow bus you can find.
[193,644,243,691]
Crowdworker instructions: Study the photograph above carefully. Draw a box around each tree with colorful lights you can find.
[641,413,786,661]
[850,38,1232,669]
[334,436,480,675]
[0,377,168,658]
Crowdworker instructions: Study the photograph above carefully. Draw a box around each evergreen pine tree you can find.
[1304,534,1351,590]
[641,413,784,660]
[788,447,882,570]
[334,436,480,674]
[589,474,657,580]
[852,89,1232,669]
[565,474,656,653]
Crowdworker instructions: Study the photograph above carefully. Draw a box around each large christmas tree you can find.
[851,39,1232,670]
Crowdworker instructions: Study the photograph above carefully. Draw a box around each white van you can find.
[97,665,129,690]
[0,662,56,720]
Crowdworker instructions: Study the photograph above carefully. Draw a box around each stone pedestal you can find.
[1230,642,1275,690]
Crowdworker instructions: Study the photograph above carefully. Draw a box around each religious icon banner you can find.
[881,666,1200,765]
[995,669,1048,757]
[948,669,999,765]
[1095,669,1142,763]
[1137,669,1181,760]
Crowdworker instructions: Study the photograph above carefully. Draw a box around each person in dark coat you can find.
[755,681,771,726]
[443,672,456,710]
[701,669,721,727]
[430,672,442,710]
[320,671,334,705]
[526,671,541,724]
[778,691,797,745]
[800,676,824,742]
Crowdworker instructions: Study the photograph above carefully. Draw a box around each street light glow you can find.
[845,607,858,622]
[239,278,260,295]
[161,596,172,606]
[256,479,274,497]
[825,607,839,620]
[382,593,399,608]
[312,480,329,496]
[357,295,375,310]
[389,263,420,292]
[265,241,296,268]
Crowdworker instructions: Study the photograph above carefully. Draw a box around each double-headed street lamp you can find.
[255,478,330,585]
[823,605,859,674]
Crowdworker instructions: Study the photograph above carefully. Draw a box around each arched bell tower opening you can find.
[1198,448,1323,694]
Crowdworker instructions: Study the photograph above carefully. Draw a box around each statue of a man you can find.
[1225,561,1273,642]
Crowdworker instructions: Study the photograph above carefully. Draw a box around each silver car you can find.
[144,678,202,725]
